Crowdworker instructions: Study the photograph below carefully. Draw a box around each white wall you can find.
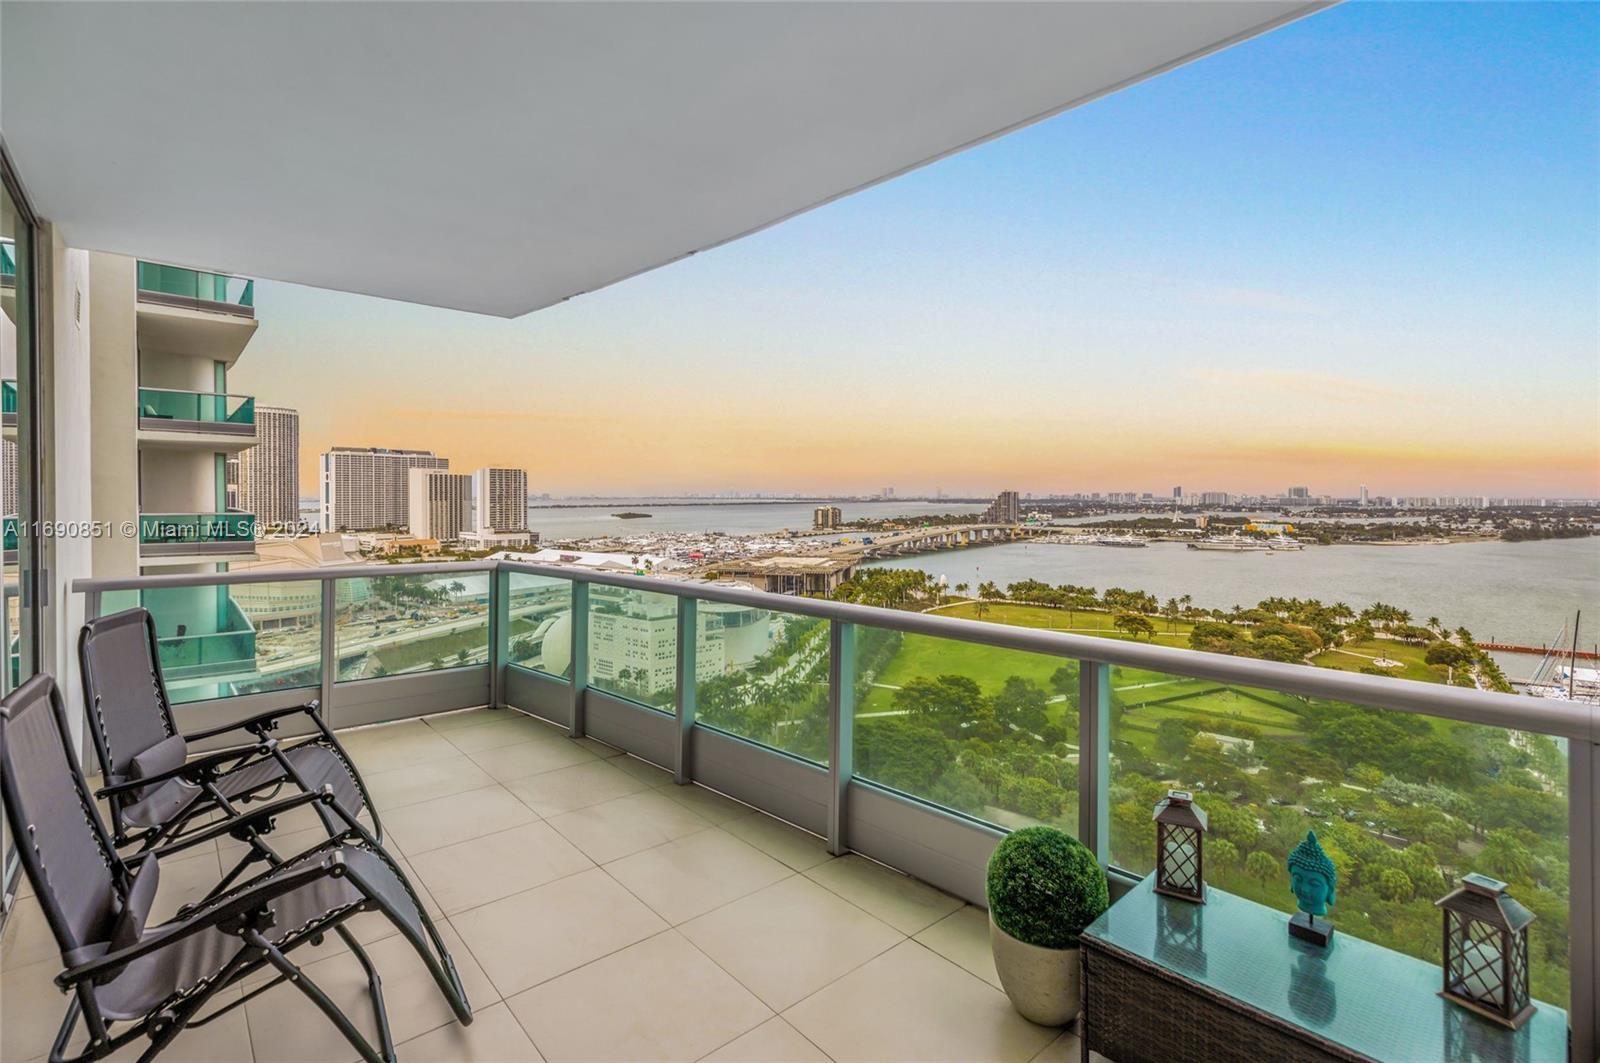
[48,231,92,747]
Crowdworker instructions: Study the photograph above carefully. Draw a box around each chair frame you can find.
[1,676,472,1063]
[79,609,384,890]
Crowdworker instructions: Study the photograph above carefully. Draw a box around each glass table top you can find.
[1083,875,1566,1063]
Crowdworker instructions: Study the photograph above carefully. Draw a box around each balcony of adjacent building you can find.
[135,385,257,450]
[135,260,259,364]
[1,377,14,439]
[137,510,258,565]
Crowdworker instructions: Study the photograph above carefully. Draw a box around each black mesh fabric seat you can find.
[79,607,381,856]
[94,846,421,1021]
[0,675,472,1063]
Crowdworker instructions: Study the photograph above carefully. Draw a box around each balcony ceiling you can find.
[3,1,1325,318]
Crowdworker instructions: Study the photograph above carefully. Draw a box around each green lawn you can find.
[932,601,1195,648]
[1311,637,1441,684]
[860,632,1068,713]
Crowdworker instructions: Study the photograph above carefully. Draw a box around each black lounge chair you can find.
[0,674,473,1063]
[78,608,382,881]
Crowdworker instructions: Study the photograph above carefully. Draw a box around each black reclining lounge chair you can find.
[0,674,472,1063]
[78,608,382,886]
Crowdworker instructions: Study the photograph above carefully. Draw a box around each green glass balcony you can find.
[137,387,255,435]
[155,596,258,680]
[3,514,16,555]
[2,379,16,415]
[136,261,255,316]
[139,511,256,557]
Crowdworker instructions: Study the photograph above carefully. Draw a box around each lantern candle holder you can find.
[1152,790,1207,903]
[1436,873,1536,1030]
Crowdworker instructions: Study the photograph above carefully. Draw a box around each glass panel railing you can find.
[139,512,256,546]
[1105,664,1570,1009]
[694,604,829,763]
[98,584,313,702]
[1,379,15,415]
[333,571,489,680]
[2,515,16,553]
[136,261,254,309]
[853,629,1080,830]
[587,584,677,713]
[137,388,254,426]
[507,572,573,678]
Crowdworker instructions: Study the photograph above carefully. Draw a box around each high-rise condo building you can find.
[472,467,528,532]
[236,405,300,528]
[1287,485,1310,500]
[237,406,300,529]
[983,490,1021,524]
[94,255,261,574]
[813,505,842,531]
[407,468,471,542]
[1359,484,1370,507]
[461,466,534,548]
[1173,485,1182,500]
[321,447,448,531]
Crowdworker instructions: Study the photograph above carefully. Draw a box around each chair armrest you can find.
[57,852,345,988]
[134,788,333,860]
[181,700,322,744]
[95,741,271,799]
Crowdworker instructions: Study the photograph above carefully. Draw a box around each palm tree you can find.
[953,581,969,599]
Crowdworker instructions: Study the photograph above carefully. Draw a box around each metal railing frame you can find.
[71,559,1598,1058]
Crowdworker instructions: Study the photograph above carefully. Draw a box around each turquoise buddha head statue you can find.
[1287,831,1337,917]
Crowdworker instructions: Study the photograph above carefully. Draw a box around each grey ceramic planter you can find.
[989,914,1082,1026]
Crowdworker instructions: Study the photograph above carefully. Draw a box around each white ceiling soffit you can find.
[3,1,1327,318]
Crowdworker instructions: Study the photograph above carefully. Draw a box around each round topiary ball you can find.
[987,826,1109,949]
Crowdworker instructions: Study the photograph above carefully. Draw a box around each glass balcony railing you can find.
[135,261,254,314]
[334,571,490,681]
[65,558,1592,1048]
[137,387,254,429]
[101,587,260,685]
[138,511,256,550]
[2,378,16,415]
[2,514,16,554]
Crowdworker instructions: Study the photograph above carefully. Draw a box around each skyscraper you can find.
[1359,484,1370,507]
[237,405,300,529]
[407,468,471,542]
[983,490,1021,524]
[472,467,528,533]
[321,447,448,531]
[1173,485,1182,500]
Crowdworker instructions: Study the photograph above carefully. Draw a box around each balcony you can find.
[135,261,259,364]
[151,595,258,681]
[1,378,15,438]
[4,558,1581,1063]
[135,261,255,317]
[136,386,257,449]
[137,510,257,563]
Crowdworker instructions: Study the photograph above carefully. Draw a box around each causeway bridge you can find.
[828,523,1053,560]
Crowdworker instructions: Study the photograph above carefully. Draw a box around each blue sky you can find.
[236,1,1600,497]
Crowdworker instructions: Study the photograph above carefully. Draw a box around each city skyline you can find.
[232,1,1599,500]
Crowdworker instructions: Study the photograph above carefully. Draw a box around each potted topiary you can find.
[986,826,1109,1026]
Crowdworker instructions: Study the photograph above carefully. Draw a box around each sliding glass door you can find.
[1,145,43,900]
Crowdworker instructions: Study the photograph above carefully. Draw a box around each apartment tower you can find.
[237,406,300,529]
[407,468,471,542]
[320,447,447,531]
[472,467,528,533]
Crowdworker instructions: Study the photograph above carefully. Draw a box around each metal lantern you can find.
[1436,873,1536,1030]
[1153,790,1207,903]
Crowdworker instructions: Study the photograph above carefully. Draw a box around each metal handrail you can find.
[136,385,257,399]
[71,558,1597,742]
[66,556,1599,1054]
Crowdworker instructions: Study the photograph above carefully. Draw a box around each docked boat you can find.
[1094,535,1148,548]
[1187,534,1270,552]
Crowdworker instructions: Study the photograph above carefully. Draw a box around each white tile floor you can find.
[1,708,1090,1063]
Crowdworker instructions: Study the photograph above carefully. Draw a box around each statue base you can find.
[1289,913,1333,947]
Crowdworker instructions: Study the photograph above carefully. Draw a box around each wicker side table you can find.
[1080,876,1567,1063]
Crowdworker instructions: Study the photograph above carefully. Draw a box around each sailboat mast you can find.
[1570,610,1582,700]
